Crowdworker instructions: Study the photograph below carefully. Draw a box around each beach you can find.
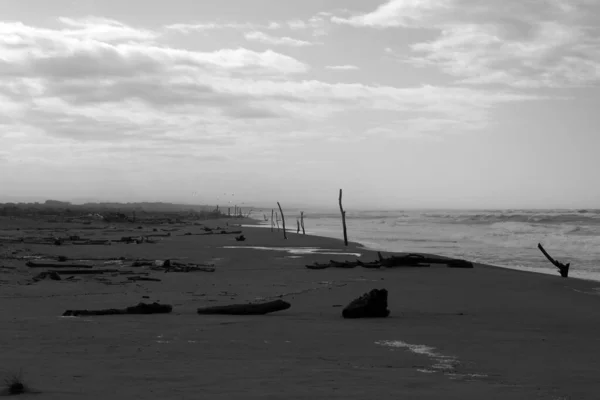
[1,215,599,399]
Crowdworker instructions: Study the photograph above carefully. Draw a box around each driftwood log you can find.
[127,276,161,282]
[26,261,93,269]
[49,269,122,275]
[538,243,570,278]
[342,289,390,319]
[306,254,473,270]
[63,302,172,316]
[197,299,291,315]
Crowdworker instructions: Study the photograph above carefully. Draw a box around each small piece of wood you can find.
[197,299,291,315]
[339,189,348,246]
[538,243,570,278]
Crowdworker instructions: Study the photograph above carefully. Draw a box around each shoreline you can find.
[242,220,587,283]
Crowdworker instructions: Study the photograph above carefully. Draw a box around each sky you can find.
[1,0,599,210]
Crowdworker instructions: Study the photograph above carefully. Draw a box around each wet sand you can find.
[0,216,599,399]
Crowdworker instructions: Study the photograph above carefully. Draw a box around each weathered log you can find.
[377,252,429,267]
[26,261,93,269]
[63,302,172,317]
[356,259,382,269]
[538,243,570,278]
[329,259,358,268]
[197,299,291,315]
[277,202,287,239]
[342,289,390,319]
[339,189,348,246]
[376,252,474,268]
[127,276,161,282]
[49,269,121,275]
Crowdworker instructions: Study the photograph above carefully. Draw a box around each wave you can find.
[423,212,600,225]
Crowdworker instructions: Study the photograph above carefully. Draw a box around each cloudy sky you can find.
[1,0,599,209]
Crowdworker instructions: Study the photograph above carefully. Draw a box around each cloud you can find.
[331,0,451,28]
[0,16,551,169]
[285,13,331,37]
[325,65,359,70]
[165,21,281,34]
[334,0,600,88]
[244,31,314,47]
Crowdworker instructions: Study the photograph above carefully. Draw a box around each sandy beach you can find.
[1,215,599,399]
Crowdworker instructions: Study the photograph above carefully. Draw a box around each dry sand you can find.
[0,216,599,399]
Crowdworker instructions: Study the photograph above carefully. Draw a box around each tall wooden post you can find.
[339,189,348,246]
[296,218,300,233]
[271,209,274,232]
[300,211,305,235]
[277,202,287,239]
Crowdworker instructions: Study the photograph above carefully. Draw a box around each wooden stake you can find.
[277,202,287,239]
[339,189,348,246]
[296,218,300,233]
[271,209,274,232]
[300,211,305,235]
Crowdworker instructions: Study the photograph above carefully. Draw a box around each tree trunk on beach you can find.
[339,189,348,246]
[277,202,287,239]
[538,243,570,278]
[197,300,290,315]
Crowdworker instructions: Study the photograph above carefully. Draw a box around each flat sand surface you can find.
[1,217,599,399]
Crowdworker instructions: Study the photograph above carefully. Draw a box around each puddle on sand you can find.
[376,340,487,380]
[222,246,361,257]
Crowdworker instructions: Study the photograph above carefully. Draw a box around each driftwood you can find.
[26,261,93,269]
[339,189,348,246]
[155,260,216,273]
[538,243,570,278]
[32,271,61,281]
[342,289,390,319]
[63,302,172,317]
[235,234,246,242]
[49,269,122,275]
[305,254,473,270]
[377,252,430,268]
[277,202,287,239]
[378,252,473,268]
[127,276,161,282]
[197,299,291,315]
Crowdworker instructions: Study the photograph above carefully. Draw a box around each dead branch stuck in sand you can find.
[300,211,305,235]
[197,299,291,315]
[339,189,348,246]
[277,202,287,239]
[538,243,570,278]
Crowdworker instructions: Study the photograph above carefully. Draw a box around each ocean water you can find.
[253,209,600,282]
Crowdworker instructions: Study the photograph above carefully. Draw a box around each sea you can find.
[251,208,600,282]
